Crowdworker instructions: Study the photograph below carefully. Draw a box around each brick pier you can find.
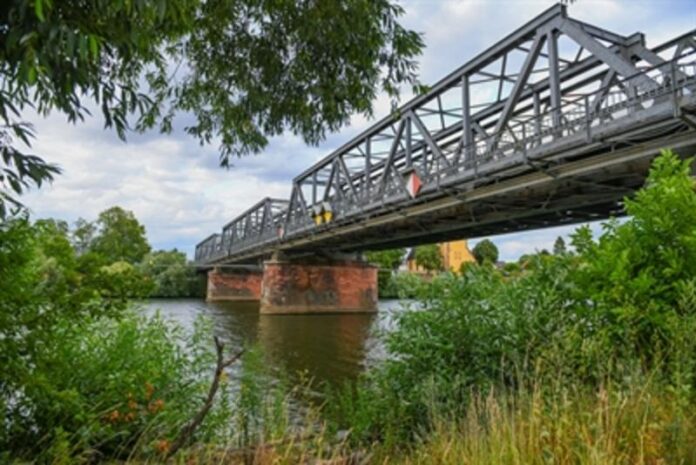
[206,267,263,302]
[259,258,378,314]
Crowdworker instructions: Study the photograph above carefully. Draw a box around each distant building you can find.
[440,240,476,272]
[406,240,476,273]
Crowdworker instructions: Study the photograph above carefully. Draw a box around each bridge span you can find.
[195,4,696,314]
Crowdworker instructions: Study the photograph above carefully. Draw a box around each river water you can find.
[141,299,406,389]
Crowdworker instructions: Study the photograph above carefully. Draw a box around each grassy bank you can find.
[111,376,696,464]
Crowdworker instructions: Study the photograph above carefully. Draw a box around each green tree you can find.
[570,149,696,354]
[414,244,443,273]
[91,206,151,264]
[71,218,96,255]
[365,248,406,271]
[140,249,204,297]
[553,237,567,255]
[0,0,423,217]
[472,239,499,265]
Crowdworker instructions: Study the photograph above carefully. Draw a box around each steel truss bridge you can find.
[196,4,696,265]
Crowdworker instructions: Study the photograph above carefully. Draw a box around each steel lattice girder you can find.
[195,3,696,265]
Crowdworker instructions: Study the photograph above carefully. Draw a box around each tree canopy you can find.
[90,206,151,264]
[365,248,406,271]
[0,0,423,217]
[414,244,443,273]
[472,239,499,265]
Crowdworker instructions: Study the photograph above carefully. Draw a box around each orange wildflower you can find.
[128,399,138,410]
[148,398,165,414]
[155,439,170,454]
[107,410,120,422]
[124,411,136,422]
[145,382,155,400]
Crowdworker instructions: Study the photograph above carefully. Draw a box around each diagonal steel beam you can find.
[488,33,546,153]
[631,44,696,91]
[377,119,406,193]
[558,19,657,90]
[408,111,451,168]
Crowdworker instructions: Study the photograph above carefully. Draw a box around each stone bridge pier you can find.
[206,254,378,315]
[206,266,263,302]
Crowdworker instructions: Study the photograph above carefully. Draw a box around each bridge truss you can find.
[196,4,696,265]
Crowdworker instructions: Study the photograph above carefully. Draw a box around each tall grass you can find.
[378,376,696,465]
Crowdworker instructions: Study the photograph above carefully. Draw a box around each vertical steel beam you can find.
[547,30,562,134]
[365,138,372,200]
[405,117,413,167]
[533,91,542,139]
[461,75,472,161]
[312,172,317,205]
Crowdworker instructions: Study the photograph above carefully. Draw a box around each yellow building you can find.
[407,239,476,273]
[440,240,476,272]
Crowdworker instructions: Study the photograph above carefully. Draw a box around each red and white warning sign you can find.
[406,170,422,198]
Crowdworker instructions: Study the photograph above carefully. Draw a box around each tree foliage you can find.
[90,206,151,264]
[414,244,443,273]
[365,248,406,271]
[0,0,423,217]
[140,249,205,298]
[553,236,567,255]
[472,239,499,265]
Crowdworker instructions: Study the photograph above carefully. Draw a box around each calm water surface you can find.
[141,299,406,388]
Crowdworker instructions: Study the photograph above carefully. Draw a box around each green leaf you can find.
[27,66,37,85]
[35,0,44,21]
[89,36,99,59]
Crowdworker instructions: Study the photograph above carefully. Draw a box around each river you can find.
[141,299,406,389]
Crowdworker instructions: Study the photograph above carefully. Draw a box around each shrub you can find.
[2,312,231,461]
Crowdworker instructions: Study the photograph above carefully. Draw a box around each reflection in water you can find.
[258,312,375,386]
[141,299,403,388]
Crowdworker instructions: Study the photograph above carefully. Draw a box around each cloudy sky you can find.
[22,0,695,260]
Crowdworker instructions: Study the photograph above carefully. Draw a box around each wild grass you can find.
[380,378,696,465]
[108,373,695,465]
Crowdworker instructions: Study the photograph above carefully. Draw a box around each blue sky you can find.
[22,0,696,260]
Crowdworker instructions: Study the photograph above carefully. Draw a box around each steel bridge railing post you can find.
[671,59,681,118]
[584,94,591,142]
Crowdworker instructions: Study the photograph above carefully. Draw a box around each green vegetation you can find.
[472,238,499,265]
[0,0,423,217]
[365,248,406,271]
[2,150,695,463]
[141,250,206,298]
[414,243,444,272]
[365,248,406,298]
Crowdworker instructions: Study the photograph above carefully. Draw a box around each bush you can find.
[5,313,229,461]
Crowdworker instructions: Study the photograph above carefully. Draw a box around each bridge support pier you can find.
[206,267,263,302]
[260,256,378,314]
